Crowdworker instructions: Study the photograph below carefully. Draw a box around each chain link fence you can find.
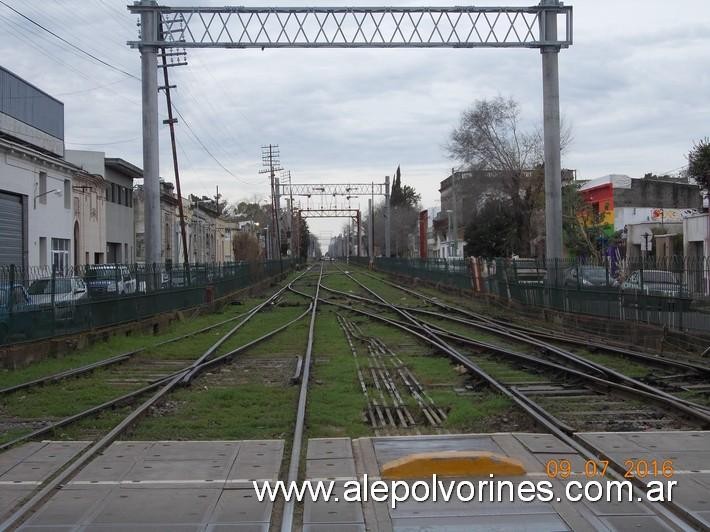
[0,259,296,346]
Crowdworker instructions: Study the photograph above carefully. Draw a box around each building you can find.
[684,213,709,259]
[216,216,237,263]
[134,181,179,265]
[436,168,575,258]
[71,168,106,266]
[580,174,701,236]
[0,67,75,270]
[188,195,221,264]
[65,150,140,265]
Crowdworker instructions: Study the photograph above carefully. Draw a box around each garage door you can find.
[0,191,24,267]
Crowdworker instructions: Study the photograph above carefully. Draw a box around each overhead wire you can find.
[0,0,255,185]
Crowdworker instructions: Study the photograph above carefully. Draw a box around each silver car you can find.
[621,270,684,297]
[28,277,89,319]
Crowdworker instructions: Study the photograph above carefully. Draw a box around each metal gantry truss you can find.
[130,1,571,277]
[298,208,360,219]
[279,182,387,198]
[129,5,572,49]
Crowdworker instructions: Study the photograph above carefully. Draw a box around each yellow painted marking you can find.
[381,451,526,479]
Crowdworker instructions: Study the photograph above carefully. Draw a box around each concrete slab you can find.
[599,514,675,531]
[307,438,354,460]
[306,458,357,479]
[91,487,220,525]
[353,432,710,532]
[5,440,283,531]
[390,514,570,531]
[124,458,231,482]
[209,488,273,523]
[0,441,89,485]
[303,482,365,525]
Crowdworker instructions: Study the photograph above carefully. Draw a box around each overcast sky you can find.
[1,0,708,246]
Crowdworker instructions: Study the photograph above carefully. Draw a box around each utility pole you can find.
[139,0,160,271]
[541,0,563,260]
[157,25,190,282]
[451,168,458,258]
[384,175,391,257]
[259,145,283,261]
[368,198,374,264]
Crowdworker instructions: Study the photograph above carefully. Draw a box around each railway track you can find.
[0,266,318,530]
[298,264,708,530]
[321,271,710,414]
[1,260,707,530]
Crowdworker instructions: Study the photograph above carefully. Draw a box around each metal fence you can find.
[0,259,296,346]
[358,256,710,334]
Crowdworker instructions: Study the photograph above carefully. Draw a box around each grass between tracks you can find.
[1,266,532,445]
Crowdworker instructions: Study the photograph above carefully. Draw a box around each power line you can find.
[0,0,139,80]
[0,0,250,185]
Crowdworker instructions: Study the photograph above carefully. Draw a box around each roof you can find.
[580,174,633,191]
[105,158,143,180]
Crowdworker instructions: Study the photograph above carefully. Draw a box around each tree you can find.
[688,137,710,190]
[463,199,518,257]
[390,166,421,208]
[232,231,262,261]
[446,96,571,256]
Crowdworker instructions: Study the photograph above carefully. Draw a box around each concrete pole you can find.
[384,175,391,257]
[368,198,374,260]
[540,0,562,260]
[140,1,160,269]
[451,170,458,257]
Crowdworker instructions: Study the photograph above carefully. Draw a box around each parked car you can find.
[0,283,33,343]
[84,265,137,297]
[563,265,617,289]
[621,270,685,297]
[27,277,88,320]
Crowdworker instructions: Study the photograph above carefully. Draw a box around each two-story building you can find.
[65,150,140,265]
[0,67,75,270]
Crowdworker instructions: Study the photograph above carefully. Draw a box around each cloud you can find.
[0,0,708,246]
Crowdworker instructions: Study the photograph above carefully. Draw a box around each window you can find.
[39,237,47,267]
[51,238,70,273]
[39,172,47,205]
[127,189,132,208]
[64,180,71,209]
[106,187,109,201]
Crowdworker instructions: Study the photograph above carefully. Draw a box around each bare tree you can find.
[447,96,571,255]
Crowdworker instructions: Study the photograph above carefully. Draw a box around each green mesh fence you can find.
[0,259,297,346]
[357,256,710,334]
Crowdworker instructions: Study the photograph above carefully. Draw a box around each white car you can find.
[85,265,137,296]
[27,277,89,319]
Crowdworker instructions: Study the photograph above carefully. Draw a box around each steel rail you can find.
[362,270,710,371]
[0,308,312,453]
[0,274,314,530]
[311,288,710,424]
[326,276,710,413]
[281,262,323,532]
[180,265,315,384]
[307,272,702,529]
[321,280,608,378]
[0,310,249,396]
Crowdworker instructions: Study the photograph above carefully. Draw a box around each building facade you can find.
[580,174,701,236]
[0,67,74,270]
[65,150,140,265]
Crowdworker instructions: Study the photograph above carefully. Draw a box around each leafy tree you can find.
[389,166,421,208]
[463,199,518,257]
[232,231,262,261]
[688,137,710,189]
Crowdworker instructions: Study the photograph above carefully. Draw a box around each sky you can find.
[1,0,708,248]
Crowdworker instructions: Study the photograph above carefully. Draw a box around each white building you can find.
[65,150,140,265]
[0,67,74,270]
